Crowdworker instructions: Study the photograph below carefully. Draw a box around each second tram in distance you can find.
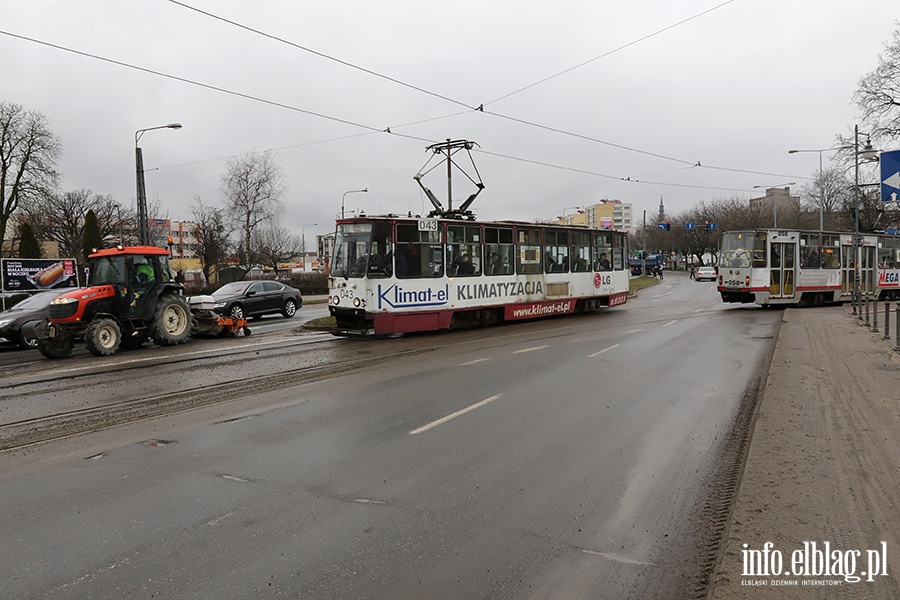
[717,228,900,306]
[328,216,630,336]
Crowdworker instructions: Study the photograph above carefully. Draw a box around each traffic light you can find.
[704,221,709,231]
[665,221,671,231]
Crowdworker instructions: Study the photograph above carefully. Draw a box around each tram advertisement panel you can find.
[505,299,575,320]
[2,258,78,291]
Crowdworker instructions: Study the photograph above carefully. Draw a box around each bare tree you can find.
[220,151,286,268]
[253,223,301,276]
[24,189,125,262]
[855,23,900,140]
[0,102,62,256]
[191,197,231,285]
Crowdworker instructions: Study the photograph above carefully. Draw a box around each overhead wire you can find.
[1,2,802,195]
[165,0,798,184]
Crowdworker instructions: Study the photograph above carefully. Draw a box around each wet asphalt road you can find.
[0,275,781,599]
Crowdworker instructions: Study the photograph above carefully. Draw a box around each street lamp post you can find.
[135,123,182,246]
[341,188,368,219]
[752,183,795,228]
[301,223,318,272]
[787,147,849,231]
[853,125,880,314]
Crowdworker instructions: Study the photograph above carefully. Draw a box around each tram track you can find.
[0,345,423,452]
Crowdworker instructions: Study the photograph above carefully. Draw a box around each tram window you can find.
[753,232,767,268]
[878,237,898,268]
[395,222,443,279]
[800,234,819,269]
[611,234,625,270]
[593,232,613,271]
[545,230,569,273]
[447,225,482,277]
[364,221,393,277]
[485,227,514,276]
[570,231,591,272]
[517,228,543,274]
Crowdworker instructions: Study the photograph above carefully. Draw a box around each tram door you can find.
[841,242,854,295]
[861,245,877,296]
[840,243,877,296]
[769,241,796,298]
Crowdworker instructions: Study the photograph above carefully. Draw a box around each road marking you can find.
[588,344,619,358]
[460,358,490,366]
[661,320,678,328]
[624,328,644,334]
[693,308,704,313]
[409,394,503,435]
[513,345,548,354]
[578,548,656,566]
[652,292,673,297]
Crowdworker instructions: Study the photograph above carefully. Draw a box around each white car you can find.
[696,266,717,282]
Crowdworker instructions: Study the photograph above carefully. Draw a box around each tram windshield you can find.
[332,223,373,278]
[332,221,394,278]
[721,231,767,268]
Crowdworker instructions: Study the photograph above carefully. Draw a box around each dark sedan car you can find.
[0,290,65,349]
[212,280,302,321]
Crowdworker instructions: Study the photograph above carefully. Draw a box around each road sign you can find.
[881,150,900,203]
[685,222,696,230]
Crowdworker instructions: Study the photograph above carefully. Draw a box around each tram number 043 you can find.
[418,219,438,232]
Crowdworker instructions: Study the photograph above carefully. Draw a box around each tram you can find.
[328,216,630,335]
[328,139,630,335]
[717,228,900,307]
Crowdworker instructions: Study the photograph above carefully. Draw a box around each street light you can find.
[341,188,368,219]
[752,183,795,228]
[788,147,850,231]
[852,124,880,312]
[301,223,318,272]
[135,123,182,245]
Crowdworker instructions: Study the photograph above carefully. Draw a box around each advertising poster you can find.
[1,258,78,291]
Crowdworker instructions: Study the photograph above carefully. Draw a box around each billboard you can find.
[1,258,79,291]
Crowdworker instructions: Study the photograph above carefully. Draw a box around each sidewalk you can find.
[708,305,900,599]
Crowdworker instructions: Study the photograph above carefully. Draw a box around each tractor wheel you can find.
[85,317,122,356]
[150,294,191,346]
[38,334,75,359]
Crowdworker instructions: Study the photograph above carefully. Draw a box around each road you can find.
[0,275,780,599]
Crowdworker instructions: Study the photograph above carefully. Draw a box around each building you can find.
[586,200,633,231]
[552,200,634,231]
[748,187,801,228]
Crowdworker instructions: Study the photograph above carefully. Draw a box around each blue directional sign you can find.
[685,222,696,230]
[709,222,718,231]
[881,150,900,203]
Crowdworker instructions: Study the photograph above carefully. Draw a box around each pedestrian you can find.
[690,265,695,280]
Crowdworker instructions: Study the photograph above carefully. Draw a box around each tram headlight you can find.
[745,276,750,287]
[332,296,340,306]
[353,297,361,308]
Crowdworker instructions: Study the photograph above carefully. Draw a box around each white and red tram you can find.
[328,216,630,336]
[717,228,900,306]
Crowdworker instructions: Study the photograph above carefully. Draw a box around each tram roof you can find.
[336,214,625,231]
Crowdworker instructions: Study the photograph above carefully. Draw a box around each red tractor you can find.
[36,245,193,358]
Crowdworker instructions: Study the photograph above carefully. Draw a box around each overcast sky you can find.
[2,1,897,240]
